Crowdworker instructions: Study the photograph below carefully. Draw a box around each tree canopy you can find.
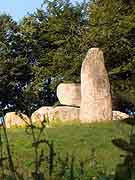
[88,0,135,110]
[0,0,135,113]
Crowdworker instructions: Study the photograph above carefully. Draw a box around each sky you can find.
[0,0,82,22]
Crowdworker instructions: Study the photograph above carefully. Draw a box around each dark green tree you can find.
[19,0,89,107]
[88,0,135,110]
[0,14,34,113]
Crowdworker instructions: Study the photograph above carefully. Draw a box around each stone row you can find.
[57,48,112,122]
[4,48,129,127]
[4,109,129,128]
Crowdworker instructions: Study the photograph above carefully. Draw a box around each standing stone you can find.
[57,83,81,107]
[80,48,112,123]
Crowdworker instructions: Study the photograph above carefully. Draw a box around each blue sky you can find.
[0,0,82,22]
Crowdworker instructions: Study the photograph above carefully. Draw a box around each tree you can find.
[18,0,89,108]
[88,0,135,110]
[34,0,89,81]
[0,14,34,113]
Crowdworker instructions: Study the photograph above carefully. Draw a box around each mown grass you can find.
[2,120,130,177]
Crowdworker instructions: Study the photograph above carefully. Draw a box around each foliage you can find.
[1,0,135,112]
[112,117,135,180]
[19,0,89,107]
[0,14,35,113]
[88,0,135,106]
[0,0,89,113]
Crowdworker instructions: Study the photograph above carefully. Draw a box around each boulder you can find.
[31,106,53,122]
[4,112,29,128]
[49,106,80,121]
[80,48,112,123]
[112,111,129,120]
[57,83,81,107]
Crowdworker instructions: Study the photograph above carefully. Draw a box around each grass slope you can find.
[3,121,130,176]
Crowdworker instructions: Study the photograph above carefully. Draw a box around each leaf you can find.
[112,138,135,152]
[122,117,135,126]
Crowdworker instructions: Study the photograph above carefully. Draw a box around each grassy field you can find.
[1,120,130,178]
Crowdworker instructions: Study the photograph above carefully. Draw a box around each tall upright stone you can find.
[80,48,112,123]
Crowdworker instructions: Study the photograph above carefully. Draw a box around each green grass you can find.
[2,120,130,177]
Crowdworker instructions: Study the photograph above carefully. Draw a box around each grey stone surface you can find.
[57,83,81,107]
[80,48,112,123]
[112,111,129,120]
[49,106,80,121]
[31,106,53,122]
[4,112,29,128]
